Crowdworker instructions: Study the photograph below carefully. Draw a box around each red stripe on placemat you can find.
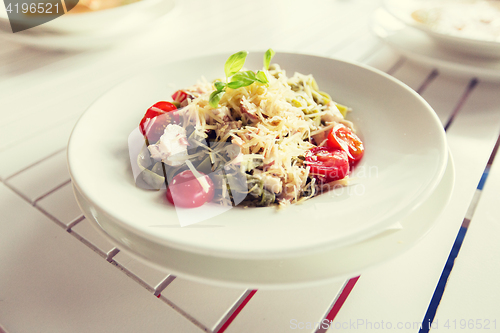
[216,290,258,333]
[324,276,360,323]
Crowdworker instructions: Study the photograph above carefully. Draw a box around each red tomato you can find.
[305,147,349,183]
[139,101,177,143]
[172,90,188,104]
[327,124,364,163]
[166,170,215,208]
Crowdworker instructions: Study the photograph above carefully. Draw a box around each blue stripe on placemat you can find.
[418,226,468,333]
[477,167,490,190]
[419,167,491,332]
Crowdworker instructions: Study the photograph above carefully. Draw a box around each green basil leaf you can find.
[263,48,275,70]
[209,90,224,108]
[255,71,268,84]
[231,71,256,84]
[224,51,249,78]
[228,81,250,89]
[214,81,226,91]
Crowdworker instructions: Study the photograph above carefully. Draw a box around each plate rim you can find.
[72,151,455,289]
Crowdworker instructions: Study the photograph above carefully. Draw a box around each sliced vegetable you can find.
[166,170,215,208]
[327,124,364,163]
[135,144,165,190]
[335,103,350,117]
[139,101,178,144]
[172,90,188,104]
[242,174,276,207]
[305,146,349,183]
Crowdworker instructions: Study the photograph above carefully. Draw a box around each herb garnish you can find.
[209,49,276,108]
[263,48,275,70]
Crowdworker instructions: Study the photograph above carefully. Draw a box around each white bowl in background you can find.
[0,0,175,49]
[383,0,500,59]
[373,8,500,81]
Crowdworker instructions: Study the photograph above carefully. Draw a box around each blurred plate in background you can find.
[383,0,500,59]
[0,0,175,49]
[373,8,500,81]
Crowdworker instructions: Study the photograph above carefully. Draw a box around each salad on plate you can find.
[134,50,364,209]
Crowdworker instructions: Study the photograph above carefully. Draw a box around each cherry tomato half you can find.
[139,101,177,143]
[305,146,349,183]
[172,90,188,104]
[327,124,364,163]
[166,170,215,208]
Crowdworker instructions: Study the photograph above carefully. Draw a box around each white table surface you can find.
[1,0,499,332]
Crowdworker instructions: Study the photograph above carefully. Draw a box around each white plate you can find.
[73,152,454,289]
[373,8,500,81]
[0,0,175,50]
[383,0,500,59]
[67,52,448,260]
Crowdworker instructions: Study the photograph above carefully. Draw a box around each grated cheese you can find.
[170,66,354,204]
